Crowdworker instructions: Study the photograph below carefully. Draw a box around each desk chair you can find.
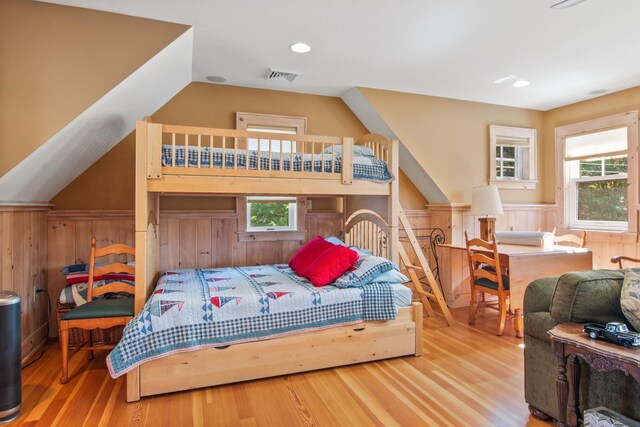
[465,232,510,336]
[552,228,587,248]
[611,255,640,269]
[59,238,135,384]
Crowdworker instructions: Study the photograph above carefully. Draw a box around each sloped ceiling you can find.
[38,0,640,111]
[0,29,193,204]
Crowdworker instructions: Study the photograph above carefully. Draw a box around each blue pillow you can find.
[323,145,375,158]
[324,236,372,257]
[332,254,395,288]
[370,269,409,284]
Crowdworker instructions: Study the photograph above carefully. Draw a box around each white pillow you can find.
[370,269,409,284]
[323,145,375,158]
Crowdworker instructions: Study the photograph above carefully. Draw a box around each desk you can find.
[549,323,640,427]
[439,244,592,337]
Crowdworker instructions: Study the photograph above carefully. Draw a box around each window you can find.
[556,112,638,232]
[237,112,306,153]
[247,126,297,152]
[246,196,297,231]
[489,125,537,189]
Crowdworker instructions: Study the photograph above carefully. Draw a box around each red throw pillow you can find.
[288,236,334,276]
[304,245,359,287]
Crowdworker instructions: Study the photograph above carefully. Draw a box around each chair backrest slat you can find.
[92,281,135,298]
[93,263,135,277]
[552,228,587,248]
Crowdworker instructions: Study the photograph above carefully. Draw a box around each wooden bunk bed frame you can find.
[128,118,423,402]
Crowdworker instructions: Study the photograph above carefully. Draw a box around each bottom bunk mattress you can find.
[107,265,410,378]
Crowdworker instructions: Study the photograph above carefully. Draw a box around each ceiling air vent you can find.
[266,68,298,83]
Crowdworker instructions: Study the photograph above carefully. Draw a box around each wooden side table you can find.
[548,323,640,427]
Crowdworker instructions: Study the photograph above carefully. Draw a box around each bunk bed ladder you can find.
[398,205,455,327]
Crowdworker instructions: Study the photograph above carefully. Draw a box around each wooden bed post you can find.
[341,137,354,184]
[388,139,399,265]
[135,118,160,315]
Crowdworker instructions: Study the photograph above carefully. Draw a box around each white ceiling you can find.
[41,0,640,111]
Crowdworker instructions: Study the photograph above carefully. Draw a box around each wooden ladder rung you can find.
[405,264,424,271]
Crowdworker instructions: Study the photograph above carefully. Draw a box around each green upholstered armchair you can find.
[523,269,640,421]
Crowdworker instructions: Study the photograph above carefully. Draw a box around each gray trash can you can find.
[0,291,21,424]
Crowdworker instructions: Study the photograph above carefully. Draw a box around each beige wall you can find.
[399,169,428,209]
[52,83,374,209]
[543,85,640,203]
[0,0,187,176]
[359,88,546,204]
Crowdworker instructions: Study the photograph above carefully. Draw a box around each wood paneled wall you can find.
[46,203,639,318]
[47,208,343,335]
[0,207,49,362]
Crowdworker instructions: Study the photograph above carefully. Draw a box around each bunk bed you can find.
[123,118,424,402]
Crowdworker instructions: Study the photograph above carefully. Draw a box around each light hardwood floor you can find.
[15,306,553,427]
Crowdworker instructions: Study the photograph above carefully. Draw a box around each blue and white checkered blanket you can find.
[161,145,394,183]
[106,265,396,378]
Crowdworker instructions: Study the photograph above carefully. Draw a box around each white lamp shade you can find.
[470,185,504,216]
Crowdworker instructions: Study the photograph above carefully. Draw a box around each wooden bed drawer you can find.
[139,304,420,398]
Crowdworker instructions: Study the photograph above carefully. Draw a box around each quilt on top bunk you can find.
[106,265,397,378]
[161,145,394,183]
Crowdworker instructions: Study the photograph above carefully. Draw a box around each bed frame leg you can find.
[413,302,423,356]
[127,367,141,402]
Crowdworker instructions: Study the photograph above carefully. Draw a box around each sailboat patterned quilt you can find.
[106,265,397,378]
[161,145,395,183]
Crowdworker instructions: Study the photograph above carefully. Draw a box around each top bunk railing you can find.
[139,120,394,188]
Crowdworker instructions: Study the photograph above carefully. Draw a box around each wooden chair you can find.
[59,238,135,384]
[611,255,640,269]
[552,227,587,248]
[465,232,511,336]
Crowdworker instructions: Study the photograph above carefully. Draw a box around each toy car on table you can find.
[584,322,640,348]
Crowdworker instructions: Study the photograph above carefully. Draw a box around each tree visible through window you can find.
[576,156,628,222]
[246,197,297,231]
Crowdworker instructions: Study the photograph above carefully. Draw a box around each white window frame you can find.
[489,125,537,189]
[569,172,629,231]
[555,111,639,233]
[246,196,298,232]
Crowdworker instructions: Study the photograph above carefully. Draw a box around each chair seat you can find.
[61,298,134,320]
[474,275,510,291]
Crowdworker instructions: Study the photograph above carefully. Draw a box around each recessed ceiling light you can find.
[588,89,608,95]
[512,79,530,88]
[290,42,311,53]
[550,0,587,9]
[494,75,517,84]
[206,75,226,83]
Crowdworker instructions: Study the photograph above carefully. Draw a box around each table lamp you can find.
[470,185,503,241]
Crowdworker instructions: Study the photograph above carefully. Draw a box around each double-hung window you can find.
[489,125,537,189]
[556,112,638,232]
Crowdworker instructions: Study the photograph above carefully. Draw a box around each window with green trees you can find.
[246,197,297,231]
[563,126,630,230]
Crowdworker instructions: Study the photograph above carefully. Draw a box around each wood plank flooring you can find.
[15,306,553,427]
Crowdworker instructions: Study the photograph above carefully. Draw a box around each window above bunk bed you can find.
[237,112,307,153]
[237,196,307,242]
[246,196,297,231]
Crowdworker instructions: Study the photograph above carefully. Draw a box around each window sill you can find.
[490,179,537,190]
[238,230,306,242]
